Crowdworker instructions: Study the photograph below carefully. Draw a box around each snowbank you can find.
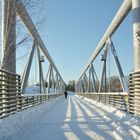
[78,95,140,140]
[0,96,62,140]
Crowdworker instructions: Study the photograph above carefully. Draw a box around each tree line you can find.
[65,76,129,92]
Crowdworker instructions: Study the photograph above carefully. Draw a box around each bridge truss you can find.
[76,0,140,116]
[0,0,65,118]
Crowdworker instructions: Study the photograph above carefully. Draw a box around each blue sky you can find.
[0,0,133,83]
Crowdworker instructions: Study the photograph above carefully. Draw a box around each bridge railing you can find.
[77,92,128,111]
[0,69,21,118]
[17,93,63,111]
[0,69,63,118]
[129,70,140,115]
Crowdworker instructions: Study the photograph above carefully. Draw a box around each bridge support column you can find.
[133,0,140,70]
[132,0,140,115]
[1,0,16,116]
[2,0,16,73]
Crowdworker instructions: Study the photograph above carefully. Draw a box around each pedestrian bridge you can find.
[1,93,139,140]
[0,0,140,139]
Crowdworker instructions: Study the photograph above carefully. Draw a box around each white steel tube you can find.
[78,0,132,82]
[2,0,16,73]
[132,0,140,115]
[132,0,140,70]
[16,0,65,85]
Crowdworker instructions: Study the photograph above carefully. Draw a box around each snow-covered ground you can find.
[79,95,140,140]
[0,96,62,140]
[0,93,139,140]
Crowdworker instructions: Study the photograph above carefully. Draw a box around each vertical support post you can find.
[81,80,84,93]
[133,0,140,71]
[51,68,55,93]
[107,38,128,92]
[99,45,108,93]
[37,47,45,94]
[2,0,16,73]
[59,80,61,94]
[79,80,82,93]
[40,64,45,94]
[48,65,52,93]
[21,42,36,93]
[88,68,91,92]
[91,64,97,92]
[62,83,65,94]
[75,82,77,93]
[78,82,80,93]
[83,74,88,92]
[45,65,51,82]
[57,77,60,93]
[78,82,81,93]
[81,79,85,93]
[132,0,140,115]
[55,73,59,93]
[77,80,81,93]
[39,58,41,93]
[59,78,61,94]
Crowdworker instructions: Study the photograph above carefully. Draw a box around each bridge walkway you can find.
[22,93,115,140]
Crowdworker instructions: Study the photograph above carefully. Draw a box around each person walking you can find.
[64,91,68,99]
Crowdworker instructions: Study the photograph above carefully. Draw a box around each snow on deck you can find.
[0,93,140,140]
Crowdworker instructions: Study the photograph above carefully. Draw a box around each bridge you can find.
[0,0,140,139]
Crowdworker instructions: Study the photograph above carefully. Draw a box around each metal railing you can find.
[77,70,140,116]
[78,70,140,116]
[129,70,140,115]
[17,94,63,111]
[0,69,63,118]
[77,92,128,111]
[0,69,21,118]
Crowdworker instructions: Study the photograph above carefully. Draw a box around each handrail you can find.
[78,93,129,111]
[0,69,64,118]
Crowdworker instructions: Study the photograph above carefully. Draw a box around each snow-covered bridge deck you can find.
[0,93,140,140]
